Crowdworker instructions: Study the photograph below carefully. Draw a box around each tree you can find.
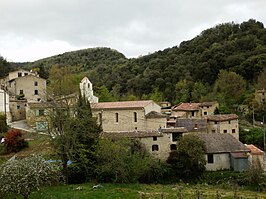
[214,70,246,107]
[167,135,206,181]
[256,67,266,89]
[0,114,8,134]
[48,91,101,183]
[0,56,11,78]
[96,138,156,183]
[0,155,60,199]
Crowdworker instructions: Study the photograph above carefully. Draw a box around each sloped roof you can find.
[101,130,162,138]
[145,111,167,118]
[199,101,218,107]
[160,127,187,133]
[205,114,238,122]
[172,103,200,111]
[91,100,153,110]
[246,144,264,155]
[196,133,250,154]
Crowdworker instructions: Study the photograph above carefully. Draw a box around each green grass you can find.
[0,131,55,163]
[5,183,266,199]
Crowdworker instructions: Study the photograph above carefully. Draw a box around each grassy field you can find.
[5,183,266,199]
[0,131,55,163]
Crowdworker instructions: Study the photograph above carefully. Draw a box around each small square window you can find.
[232,129,236,133]
[17,105,20,109]
[18,72,22,77]
[34,81,38,86]
[153,136,157,141]
[215,121,218,124]
[204,111,207,115]
[19,90,23,95]
[152,144,159,151]
[39,110,44,116]
[223,130,227,133]
[24,73,28,76]
[228,121,231,124]
[212,130,216,133]
[34,90,38,95]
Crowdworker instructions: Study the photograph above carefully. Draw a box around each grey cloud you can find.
[0,0,266,61]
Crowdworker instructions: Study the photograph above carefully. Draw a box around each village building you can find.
[205,114,239,140]
[176,118,207,133]
[101,127,188,160]
[91,100,167,132]
[0,70,47,122]
[196,133,250,171]
[171,102,219,119]
[246,144,265,170]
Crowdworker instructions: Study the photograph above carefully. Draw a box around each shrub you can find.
[4,129,28,153]
[0,155,61,199]
[0,114,8,133]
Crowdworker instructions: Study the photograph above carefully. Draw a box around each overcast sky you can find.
[0,0,265,62]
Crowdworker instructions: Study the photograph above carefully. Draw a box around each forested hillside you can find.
[2,19,266,111]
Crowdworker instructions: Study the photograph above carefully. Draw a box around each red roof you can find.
[91,100,153,110]
[246,144,264,155]
[172,103,200,111]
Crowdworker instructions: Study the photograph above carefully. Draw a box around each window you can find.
[17,105,20,109]
[191,111,195,117]
[204,111,207,115]
[206,106,209,108]
[34,81,38,86]
[170,144,177,151]
[36,110,44,116]
[19,90,23,95]
[223,130,227,133]
[207,154,214,163]
[152,144,159,151]
[153,136,157,141]
[232,129,236,133]
[34,90,38,95]
[18,72,22,77]
[215,121,218,124]
[212,130,216,133]
[115,113,118,123]
[228,120,231,124]
[172,133,182,141]
[24,73,28,76]
[194,124,198,129]
[134,112,137,122]
[39,109,44,116]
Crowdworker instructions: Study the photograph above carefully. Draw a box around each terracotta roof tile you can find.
[246,144,264,155]
[91,100,153,110]
[172,103,200,111]
[145,111,167,118]
[205,114,238,122]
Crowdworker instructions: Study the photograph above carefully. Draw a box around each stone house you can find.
[246,144,265,170]
[175,118,207,133]
[7,75,46,102]
[26,102,52,131]
[197,133,250,171]
[205,114,239,140]
[172,103,201,118]
[91,100,167,132]
[101,127,188,160]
